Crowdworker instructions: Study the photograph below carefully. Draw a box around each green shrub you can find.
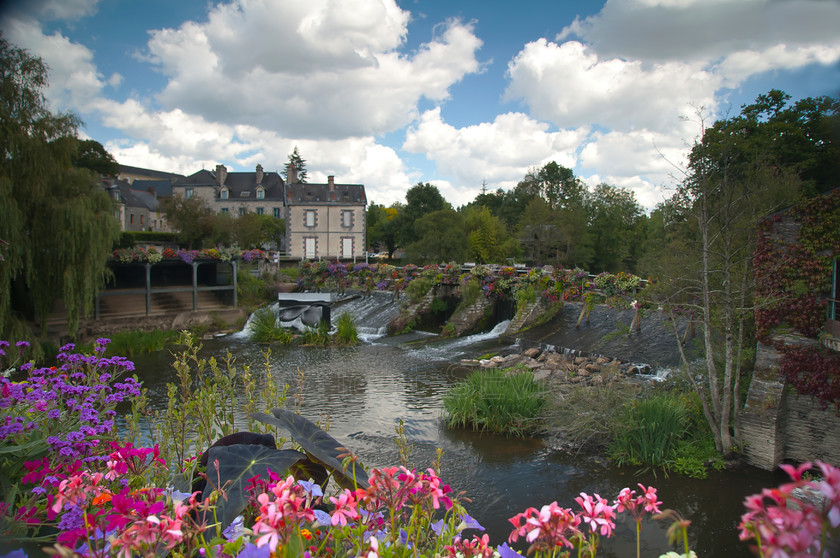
[461,277,482,307]
[514,284,536,310]
[334,312,358,346]
[301,322,331,346]
[406,278,432,303]
[430,297,448,314]
[237,267,273,309]
[443,367,546,437]
[608,393,690,471]
[78,329,179,357]
[249,307,292,344]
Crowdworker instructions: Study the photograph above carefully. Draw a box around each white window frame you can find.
[185,187,194,200]
[305,210,316,227]
[304,237,317,259]
[341,237,353,258]
[256,188,265,200]
[220,188,229,200]
[342,210,353,228]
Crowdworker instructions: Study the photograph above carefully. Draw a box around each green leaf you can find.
[201,444,305,530]
[251,409,369,489]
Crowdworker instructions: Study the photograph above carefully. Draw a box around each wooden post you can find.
[192,262,198,311]
[232,260,238,308]
[145,263,151,315]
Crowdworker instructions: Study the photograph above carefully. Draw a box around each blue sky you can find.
[2,0,839,210]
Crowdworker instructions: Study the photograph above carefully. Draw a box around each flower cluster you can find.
[739,460,840,557]
[111,246,253,264]
[508,485,660,558]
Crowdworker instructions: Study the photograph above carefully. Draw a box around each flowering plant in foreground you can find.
[3,340,840,558]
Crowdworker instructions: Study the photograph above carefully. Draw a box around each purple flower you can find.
[297,479,323,498]
[313,508,331,526]
[15,341,29,348]
[0,341,9,348]
[47,409,60,420]
[496,543,525,558]
[235,543,270,558]
[59,343,75,352]
[57,504,84,531]
[458,513,485,532]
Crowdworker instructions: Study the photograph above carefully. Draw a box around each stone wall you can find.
[742,337,840,470]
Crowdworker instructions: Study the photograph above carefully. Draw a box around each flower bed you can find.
[6,340,831,557]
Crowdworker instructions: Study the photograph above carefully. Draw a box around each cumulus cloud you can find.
[558,0,840,65]
[504,39,717,133]
[1,17,107,112]
[141,0,482,139]
[403,107,588,205]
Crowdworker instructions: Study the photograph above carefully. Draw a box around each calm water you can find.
[126,303,781,557]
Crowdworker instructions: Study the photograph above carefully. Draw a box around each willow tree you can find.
[0,39,120,340]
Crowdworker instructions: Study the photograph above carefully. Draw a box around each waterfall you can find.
[331,291,403,342]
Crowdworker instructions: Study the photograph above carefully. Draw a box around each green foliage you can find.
[237,267,274,309]
[72,138,119,176]
[515,284,536,310]
[609,394,690,471]
[285,146,308,183]
[301,322,331,346]
[406,277,432,303]
[605,390,722,478]
[430,296,448,314]
[334,311,358,346]
[128,332,289,469]
[0,38,121,339]
[399,182,449,248]
[98,329,179,357]
[460,277,482,307]
[249,306,293,344]
[405,208,467,264]
[443,367,546,437]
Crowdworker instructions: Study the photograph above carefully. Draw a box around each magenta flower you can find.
[329,488,360,526]
[575,492,617,537]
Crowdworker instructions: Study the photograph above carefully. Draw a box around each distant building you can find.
[106,178,171,232]
[167,163,367,259]
[284,165,366,260]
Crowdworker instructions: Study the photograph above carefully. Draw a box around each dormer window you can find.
[256,187,265,200]
[220,188,229,200]
[240,191,250,197]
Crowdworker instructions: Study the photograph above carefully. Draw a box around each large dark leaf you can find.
[251,409,369,489]
[201,444,305,531]
[289,458,330,488]
[193,432,277,496]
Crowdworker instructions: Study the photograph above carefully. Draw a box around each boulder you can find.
[524,347,542,359]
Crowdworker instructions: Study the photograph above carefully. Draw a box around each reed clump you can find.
[443,367,546,437]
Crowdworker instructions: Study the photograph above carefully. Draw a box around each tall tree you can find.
[366,202,401,257]
[654,101,803,455]
[405,208,467,264]
[159,195,222,249]
[463,205,516,264]
[0,38,121,339]
[399,182,449,247]
[285,146,308,183]
[586,183,643,273]
[72,138,119,176]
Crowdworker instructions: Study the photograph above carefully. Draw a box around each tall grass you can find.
[76,329,179,357]
[443,367,546,437]
[608,393,690,470]
[249,307,293,344]
[334,312,358,346]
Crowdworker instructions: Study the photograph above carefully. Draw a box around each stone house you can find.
[169,163,367,259]
[284,165,367,260]
[107,178,171,232]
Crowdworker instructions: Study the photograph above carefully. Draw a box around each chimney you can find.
[215,164,227,186]
[328,175,335,190]
[255,164,264,185]
[286,163,298,184]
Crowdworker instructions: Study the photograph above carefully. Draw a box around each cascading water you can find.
[330,291,403,342]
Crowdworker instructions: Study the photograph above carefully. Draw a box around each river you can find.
[127,293,780,557]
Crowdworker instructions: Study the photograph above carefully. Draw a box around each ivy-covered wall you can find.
[743,189,840,469]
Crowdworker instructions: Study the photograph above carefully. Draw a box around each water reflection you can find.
[126,331,776,557]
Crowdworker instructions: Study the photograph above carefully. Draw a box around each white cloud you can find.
[504,39,718,133]
[558,0,840,65]
[141,1,482,139]
[1,17,107,112]
[403,107,588,205]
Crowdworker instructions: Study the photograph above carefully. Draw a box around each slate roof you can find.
[286,183,366,205]
[132,179,172,198]
[173,168,287,200]
[109,179,159,211]
[118,164,184,182]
